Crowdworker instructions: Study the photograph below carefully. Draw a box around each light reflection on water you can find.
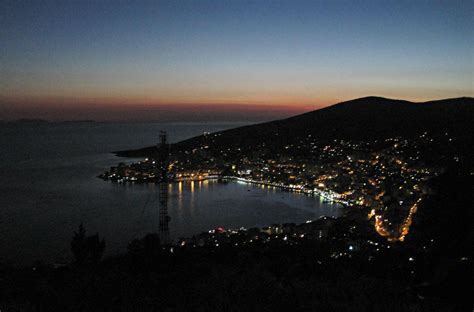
[0,122,341,266]
[165,179,341,241]
[0,174,341,266]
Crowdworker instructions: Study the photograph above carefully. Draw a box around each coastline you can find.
[99,172,351,206]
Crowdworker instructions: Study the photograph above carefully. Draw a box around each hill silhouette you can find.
[116,96,474,157]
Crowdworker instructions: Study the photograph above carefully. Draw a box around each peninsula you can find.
[101,96,474,242]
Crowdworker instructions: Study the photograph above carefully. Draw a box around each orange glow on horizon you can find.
[0,94,334,121]
[0,94,332,108]
[1,94,334,121]
[2,93,470,122]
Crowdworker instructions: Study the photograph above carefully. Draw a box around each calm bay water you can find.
[0,122,340,265]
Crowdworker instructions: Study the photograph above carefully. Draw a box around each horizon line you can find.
[1,95,472,122]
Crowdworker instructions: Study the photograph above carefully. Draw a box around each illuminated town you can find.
[101,130,458,244]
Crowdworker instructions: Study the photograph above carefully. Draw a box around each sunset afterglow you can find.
[1,0,472,121]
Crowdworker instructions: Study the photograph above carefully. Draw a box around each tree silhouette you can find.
[71,223,106,266]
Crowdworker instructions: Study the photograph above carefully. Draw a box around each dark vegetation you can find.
[70,224,106,267]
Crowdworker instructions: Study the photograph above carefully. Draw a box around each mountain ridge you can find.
[115,96,474,157]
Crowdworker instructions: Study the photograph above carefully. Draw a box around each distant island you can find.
[9,119,96,124]
[14,118,50,123]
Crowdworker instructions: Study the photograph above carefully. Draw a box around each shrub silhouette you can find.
[128,233,161,257]
[71,223,106,265]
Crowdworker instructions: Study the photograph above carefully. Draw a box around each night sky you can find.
[1,0,472,121]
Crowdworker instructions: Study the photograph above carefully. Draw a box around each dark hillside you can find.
[116,96,474,157]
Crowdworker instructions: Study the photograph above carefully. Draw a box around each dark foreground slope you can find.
[116,96,474,157]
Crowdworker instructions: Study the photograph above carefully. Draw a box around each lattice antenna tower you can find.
[158,131,170,245]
